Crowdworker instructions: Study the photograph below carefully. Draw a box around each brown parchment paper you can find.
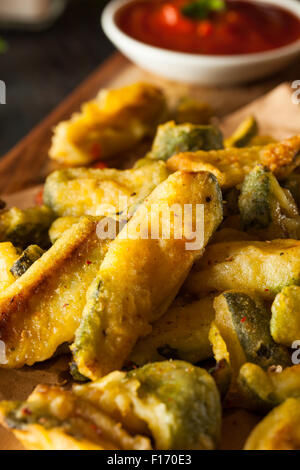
[0,82,299,450]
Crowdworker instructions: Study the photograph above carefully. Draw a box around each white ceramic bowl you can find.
[101,0,300,85]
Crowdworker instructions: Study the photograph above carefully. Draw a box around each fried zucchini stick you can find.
[49,83,167,166]
[0,217,112,368]
[72,171,223,380]
[167,136,300,188]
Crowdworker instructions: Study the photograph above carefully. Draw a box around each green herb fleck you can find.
[182,0,226,20]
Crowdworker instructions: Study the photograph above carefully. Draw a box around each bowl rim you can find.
[101,0,300,65]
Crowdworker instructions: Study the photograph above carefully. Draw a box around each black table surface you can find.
[0,0,114,158]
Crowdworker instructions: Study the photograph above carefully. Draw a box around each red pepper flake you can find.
[22,407,32,416]
[241,316,247,323]
[86,260,92,265]
[35,188,44,206]
[90,143,102,160]
[265,288,269,292]
[63,303,69,308]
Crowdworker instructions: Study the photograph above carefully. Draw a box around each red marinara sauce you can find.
[116,0,300,55]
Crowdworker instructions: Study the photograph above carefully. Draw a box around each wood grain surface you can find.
[0,52,299,195]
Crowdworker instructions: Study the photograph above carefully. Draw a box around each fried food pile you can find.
[1,82,300,450]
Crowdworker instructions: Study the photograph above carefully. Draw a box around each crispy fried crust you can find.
[0,242,20,291]
[49,83,167,165]
[0,361,220,450]
[185,239,300,299]
[244,398,300,450]
[44,162,170,217]
[129,295,215,365]
[72,171,223,380]
[0,384,150,450]
[167,136,300,188]
[0,217,111,368]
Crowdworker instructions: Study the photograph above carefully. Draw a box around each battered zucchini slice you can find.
[44,161,170,218]
[129,295,215,366]
[185,240,300,300]
[271,285,300,346]
[0,217,112,368]
[225,116,258,148]
[213,292,290,376]
[72,171,223,380]
[49,217,79,244]
[0,242,20,291]
[0,361,221,450]
[146,121,223,161]
[239,165,300,239]
[167,135,300,188]
[0,385,151,450]
[237,363,300,413]
[75,361,221,450]
[244,398,300,450]
[10,245,44,278]
[49,82,167,166]
[0,205,55,249]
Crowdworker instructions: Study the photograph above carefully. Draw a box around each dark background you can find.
[0,0,114,157]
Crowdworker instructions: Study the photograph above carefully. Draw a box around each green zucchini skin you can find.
[237,363,300,414]
[147,121,223,161]
[237,363,276,413]
[124,361,222,450]
[239,166,273,229]
[239,165,300,239]
[10,245,45,278]
[215,291,290,373]
[69,362,89,383]
[0,206,55,249]
[226,292,290,368]
[225,116,258,148]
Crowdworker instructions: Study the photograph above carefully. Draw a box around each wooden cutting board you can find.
[1,52,299,196]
